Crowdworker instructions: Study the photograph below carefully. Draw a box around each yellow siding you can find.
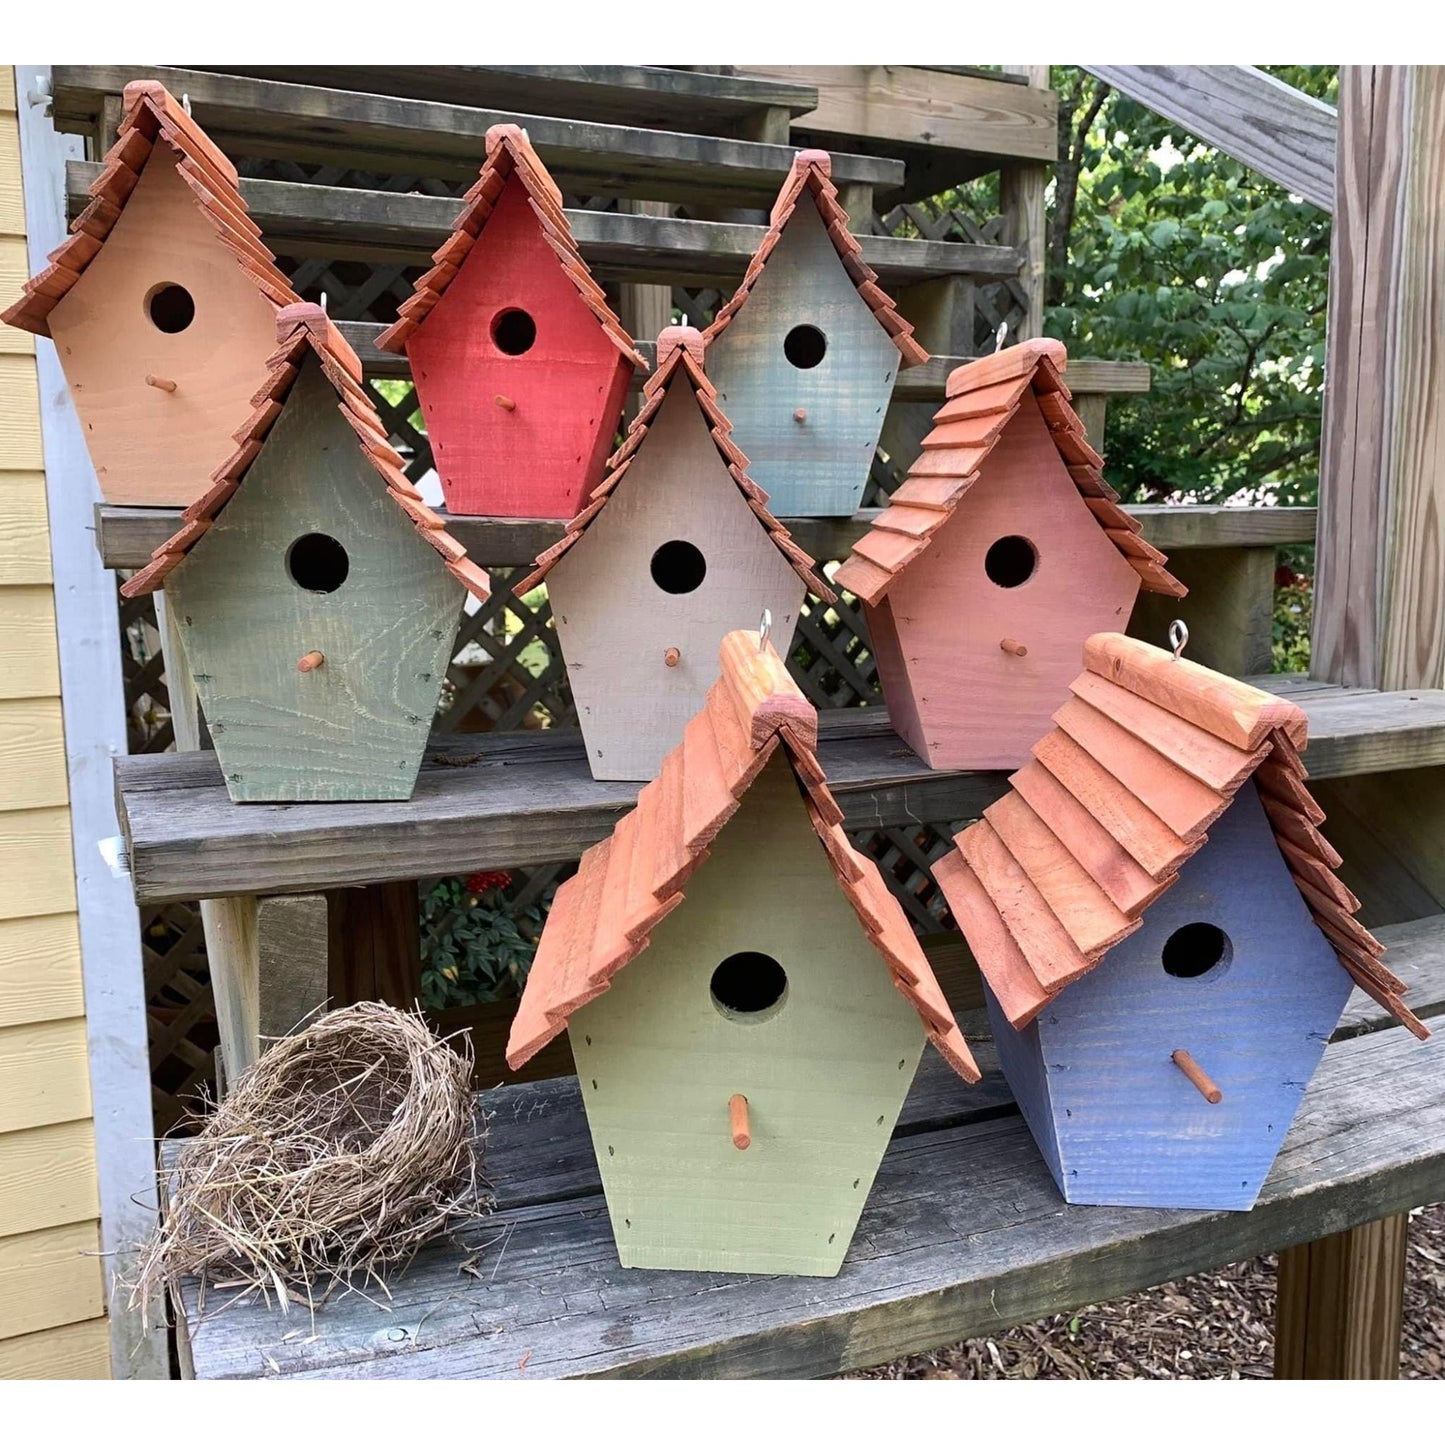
[0,69,107,1377]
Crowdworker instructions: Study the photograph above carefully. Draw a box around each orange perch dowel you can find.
[793,408,807,423]
[1000,637,1028,657]
[297,651,325,673]
[1172,1049,1222,1104]
[664,647,680,668]
[495,394,516,411]
[729,1093,751,1150]
[145,374,177,393]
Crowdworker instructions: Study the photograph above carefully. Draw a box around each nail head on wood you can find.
[729,1093,751,1149]
[297,651,325,673]
[1172,1048,1222,1104]
[145,374,177,393]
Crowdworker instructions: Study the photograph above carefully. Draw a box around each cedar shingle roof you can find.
[513,326,834,600]
[834,340,1187,606]
[2,80,299,338]
[507,629,979,1078]
[375,123,645,368]
[702,150,928,369]
[935,632,1429,1039]
[120,303,490,602]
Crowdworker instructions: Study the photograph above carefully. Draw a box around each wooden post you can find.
[1130,546,1275,677]
[617,199,673,424]
[999,66,1050,341]
[327,879,423,1010]
[1312,67,1445,690]
[1275,1215,1409,1378]
[256,894,328,1042]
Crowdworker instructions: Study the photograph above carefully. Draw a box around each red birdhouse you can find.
[377,125,647,518]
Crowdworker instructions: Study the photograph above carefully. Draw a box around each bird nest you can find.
[132,1002,485,1322]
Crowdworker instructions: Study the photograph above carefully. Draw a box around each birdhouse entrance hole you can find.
[491,308,537,356]
[144,283,196,334]
[1162,922,1232,979]
[984,534,1038,589]
[650,540,707,595]
[783,324,827,370]
[710,952,788,1019]
[286,533,350,594]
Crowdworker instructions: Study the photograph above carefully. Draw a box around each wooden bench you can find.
[163,914,1445,1379]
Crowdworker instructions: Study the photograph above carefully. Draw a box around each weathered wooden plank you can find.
[94,501,1313,572]
[1082,65,1335,212]
[170,1017,1445,1379]
[51,66,901,205]
[64,161,1020,282]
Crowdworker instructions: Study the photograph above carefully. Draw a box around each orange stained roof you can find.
[120,302,490,602]
[506,629,979,1080]
[375,123,645,368]
[935,632,1429,1039]
[2,80,300,338]
[513,326,834,600]
[834,339,1187,606]
[702,150,928,370]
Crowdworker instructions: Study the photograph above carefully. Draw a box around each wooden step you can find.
[113,682,1445,905]
[163,924,1445,1378]
[64,160,1020,280]
[52,66,902,207]
[180,65,821,135]
[93,502,1318,572]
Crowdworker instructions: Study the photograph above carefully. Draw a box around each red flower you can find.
[465,869,513,895]
[1275,564,1299,588]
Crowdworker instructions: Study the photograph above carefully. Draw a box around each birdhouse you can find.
[702,150,928,517]
[507,630,978,1276]
[376,124,646,518]
[516,326,832,781]
[120,303,490,803]
[2,81,299,506]
[935,632,1430,1212]
[835,339,1187,771]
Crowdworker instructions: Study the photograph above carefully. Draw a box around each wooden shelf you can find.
[165,916,1445,1378]
[114,682,1445,905]
[94,502,1311,573]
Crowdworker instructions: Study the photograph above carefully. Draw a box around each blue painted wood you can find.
[705,194,899,517]
[983,984,1062,1182]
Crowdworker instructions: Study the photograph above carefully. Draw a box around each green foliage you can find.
[1272,548,1314,672]
[419,873,544,1009]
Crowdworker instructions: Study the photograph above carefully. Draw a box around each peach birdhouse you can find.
[2,81,300,506]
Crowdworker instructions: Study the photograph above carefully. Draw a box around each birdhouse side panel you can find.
[165,360,463,801]
[406,178,632,517]
[1037,780,1354,1210]
[885,397,1140,770]
[547,384,807,781]
[706,196,899,517]
[860,596,927,760]
[981,985,1063,1185]
[573,754,927,1276]
[45,157,281,507]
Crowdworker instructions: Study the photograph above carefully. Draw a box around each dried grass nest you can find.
[132,1002,485,1322]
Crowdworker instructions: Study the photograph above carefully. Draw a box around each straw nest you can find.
[132,1002,484,1321]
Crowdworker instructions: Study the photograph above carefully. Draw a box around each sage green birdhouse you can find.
[122,303,491,802]
[507,631,978,1277]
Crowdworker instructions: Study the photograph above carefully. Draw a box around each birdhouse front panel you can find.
[44,156,283,507]
[544,375,809,781]
[705,194,901,517]
[574,753,927,1276]
[163,357,464,801]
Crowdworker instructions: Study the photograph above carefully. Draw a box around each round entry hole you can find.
[650,539,706,595]
[145,283,195,334]
[783,324,827,369]
[1162,922,1231,979]
[984,534,1038,588]
[491,308,537,355]
[710,952,787,1018]
[286,532,350,594]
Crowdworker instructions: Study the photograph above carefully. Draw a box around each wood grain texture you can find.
[0,913,83,1029]
[0,698,68,812]
[0,473,51,581]
[0,237,38,353]
[1129,546,1274,677]
[0,1017,92,1134]
[0,1219,102,1342]
[0,1315,109,1379]
[549,380,806,780]
[705,194,900,516]
[45,157,280,507]
[869,395,1140,769]
[575,755,927,1275]
[0,808,77,921]
[166,357,464,801]
[1082,66,1335,211]
[329,881,421,1012]
[0,1120,98,1236]
[0,586,59,700]
[257,894,328,1044]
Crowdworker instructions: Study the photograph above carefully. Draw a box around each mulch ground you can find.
[848,1201,1445,1380]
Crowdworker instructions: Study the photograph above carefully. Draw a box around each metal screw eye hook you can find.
[319,291,328,314]
[994,322,1008,354]
[182,93,192,117]
[758,608,772,653]
[1169,619,1189,661]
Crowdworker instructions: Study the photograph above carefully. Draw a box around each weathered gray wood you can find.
[64,161,1020,282]
[1130,546,1276,677]
[113,680,1445,905]
[95,502,1316,572]
[998,66,1049,341]
[255,895,327,1044]
[52,67,901,206]
[166,1012,1445,1379]
[1082,65,1336,212]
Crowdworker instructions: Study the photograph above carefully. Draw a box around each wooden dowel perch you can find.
[495,394,516,411]
[297,651,325,673]
[145,373,177,393]
[1000,637,1028,657]
[1172,1049,1222,1104]
[729,1093,751,1150]
[793,408,807,423]
[664,647,680,668]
